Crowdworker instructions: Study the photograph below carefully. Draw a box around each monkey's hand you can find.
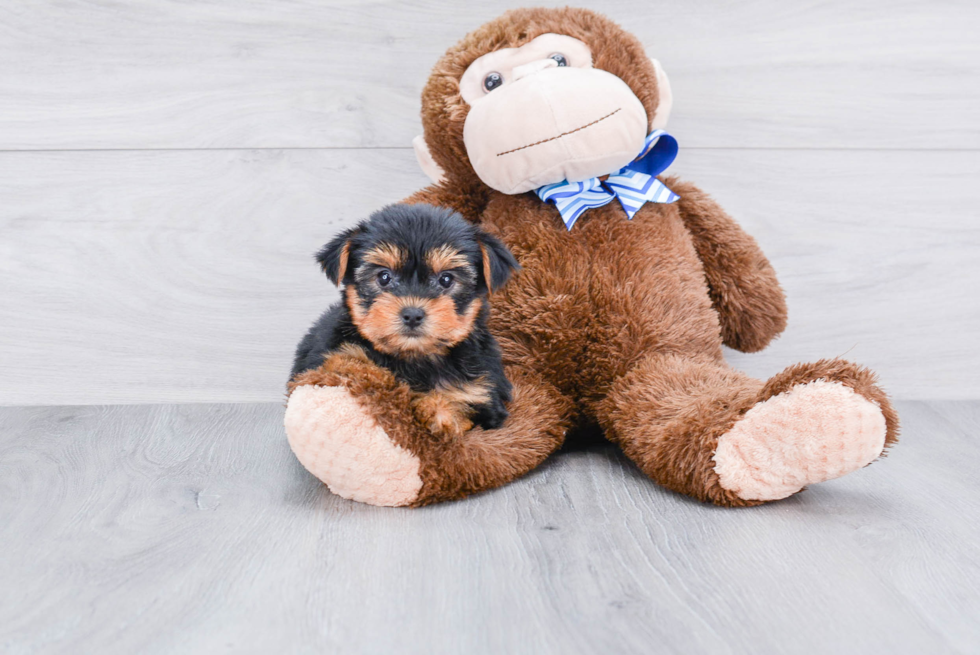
[669,177,788,353]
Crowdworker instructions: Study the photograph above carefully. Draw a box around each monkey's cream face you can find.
[460,34,649,195]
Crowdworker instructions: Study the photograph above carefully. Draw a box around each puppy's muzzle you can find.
[400,306,426,330]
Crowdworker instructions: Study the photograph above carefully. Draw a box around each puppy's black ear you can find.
[316,226,360,286]
[476,230,520,293]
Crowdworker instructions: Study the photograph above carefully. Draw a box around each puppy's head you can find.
[317,204,519,357]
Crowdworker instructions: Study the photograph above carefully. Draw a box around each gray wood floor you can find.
[1,401,978,654]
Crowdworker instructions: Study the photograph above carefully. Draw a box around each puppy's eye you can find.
[438,272,454,289]
[549,53,568,67]
[377,270,392,287]
[483,72,503,92]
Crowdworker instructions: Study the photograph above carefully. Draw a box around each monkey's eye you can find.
[483,72,503,92]
[437,272,455,289]
[549,53,568,67]
[377,270,392,287]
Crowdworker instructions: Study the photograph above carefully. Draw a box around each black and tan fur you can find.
[291,204,519,436]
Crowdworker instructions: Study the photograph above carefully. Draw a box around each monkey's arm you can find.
[667,177,788,353]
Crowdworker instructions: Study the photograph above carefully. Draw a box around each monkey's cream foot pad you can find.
[284,385,422,506]
[712,380,887,501]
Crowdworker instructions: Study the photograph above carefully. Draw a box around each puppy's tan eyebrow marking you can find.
[363,243,405,269]
[496,107,621,156]
[426,244,469,272]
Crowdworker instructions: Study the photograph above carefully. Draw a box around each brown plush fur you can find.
[292,8,898,506]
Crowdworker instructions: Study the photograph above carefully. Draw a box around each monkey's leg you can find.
[285,352,573,507]
[594,353,899,506]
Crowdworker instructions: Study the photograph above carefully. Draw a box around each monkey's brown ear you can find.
[316,227,360,286]
[476,231,520,293]
[413,135,447,184]
[650,58,673,130]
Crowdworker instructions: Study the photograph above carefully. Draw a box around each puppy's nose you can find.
[400,306,426,329]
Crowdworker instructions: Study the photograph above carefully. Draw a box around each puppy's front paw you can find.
[411,391,474,438]
[411,380,495,437]
[474,400,508,430]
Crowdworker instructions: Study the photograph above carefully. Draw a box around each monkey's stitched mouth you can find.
[495,108,622,157]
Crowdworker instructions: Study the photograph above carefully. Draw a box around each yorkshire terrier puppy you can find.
[290,204,520,436]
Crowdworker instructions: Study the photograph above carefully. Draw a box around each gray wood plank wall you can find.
[1,1,978,405]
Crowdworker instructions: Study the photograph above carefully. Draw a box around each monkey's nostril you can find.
[400,307,426,328]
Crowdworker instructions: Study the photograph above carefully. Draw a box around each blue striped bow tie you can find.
[535,130,680,230]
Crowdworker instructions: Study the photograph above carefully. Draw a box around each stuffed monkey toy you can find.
[285,7,898,507]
